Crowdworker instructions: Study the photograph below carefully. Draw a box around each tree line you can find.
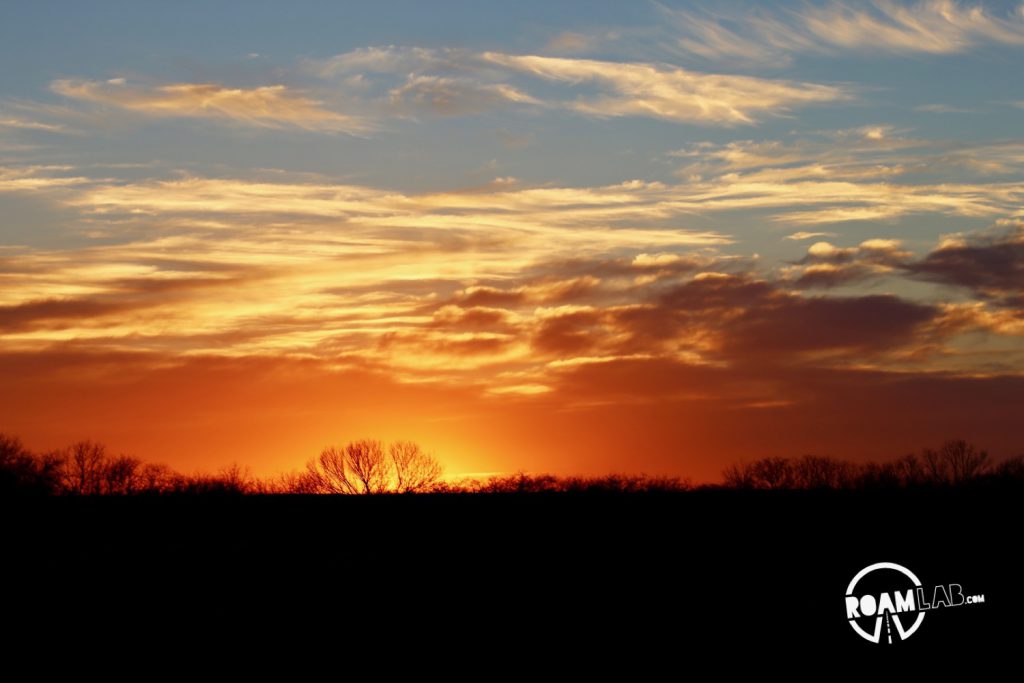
[1,432,1021,497]
[720,439,1024,489]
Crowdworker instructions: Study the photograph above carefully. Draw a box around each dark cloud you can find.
[789,239,909,289]
[720,293,937,356]
[905,225,1024,304]
[430,306,516,333]
[454,286,529,308]
[0,298,136,332]
[791,265,875,289]
[532,309,605,355]
[607,274,941,360]
[0,272,259,332]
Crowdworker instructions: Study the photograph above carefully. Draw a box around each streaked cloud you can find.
[305,45,848,125]
[0,116,69,133]
[667,1,1024,62]
[544,31,606,55]
[482,52,846,124]
[787,231,838,241]
[389,76,540,116]
[915,103,974,113]
[0,165,92,192]
[50,79,370,133]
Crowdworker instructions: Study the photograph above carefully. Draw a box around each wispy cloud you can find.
[666,1,1024,62]
[0,116,69,133]
[482,53,846,124]
[786,231,838,241]
[306,46,848,125]
[50,79,370,134]
[667,131,1024,224]
[388,76,540,116]
[544,31,606,55]
[915,103,974,113]
[0,165,92,192]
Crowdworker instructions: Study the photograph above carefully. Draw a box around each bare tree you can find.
[793,455,852,489]
[345,440,392,494]
[303,441,392,494]
[389,441,443,493]
[103,455,142,494]
[940,439,989,484]
[921,447,949,484]
[0,433,63,495]
[300,439,440,494]
[306,446,358,494]
[62,440,107,495]
[138,462,175,492]
[893,453,927,487]
[722,462,754,489]
[750,457,795,489]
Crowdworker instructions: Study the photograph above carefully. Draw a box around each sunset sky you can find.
[2,1,1023,481]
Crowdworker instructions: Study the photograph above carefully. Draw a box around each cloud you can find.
[786,231,838,240]
[915,103,974,113]
[0,297,136,332]
[667,133,1024,224]
[306,46,848,125]
[389,75,540,116]
[611,273,947,363]
[905,221,1024,303]
[3,157,1021,394]
[482,52,846,124]
[782,238,910,289]
[544,31,603,54]
[667,1,1024,62]
[781,223,1024,305]
[309,46,466,78]
[0,117,68,133]
[67,175,734,248]
[0,165,91,192]
[50,79,370,133]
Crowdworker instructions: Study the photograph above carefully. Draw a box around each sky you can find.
[1,0,1023,481]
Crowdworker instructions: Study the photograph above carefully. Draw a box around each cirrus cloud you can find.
[666,0,1024,63]
[50,79,370,134]
[481,52,847,124]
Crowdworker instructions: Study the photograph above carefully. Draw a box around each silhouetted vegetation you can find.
[1,432,1021,497]
[294,439,444,494]
[440,471,693,494]
[721,439,1021,490]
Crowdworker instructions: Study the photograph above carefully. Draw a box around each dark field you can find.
[5,488,1020,660]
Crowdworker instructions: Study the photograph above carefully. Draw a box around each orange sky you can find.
[3,347,1022,482]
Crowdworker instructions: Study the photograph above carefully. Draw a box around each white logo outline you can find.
[845,562,925,643]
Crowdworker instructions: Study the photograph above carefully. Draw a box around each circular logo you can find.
[845,562,925,644]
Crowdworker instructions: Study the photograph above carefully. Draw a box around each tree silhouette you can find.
[62,440,107,495]
[721,439,1006,490]
[302,439,443,494]
[939,439,990,484]
[0,433,62,495]
[390,440,443,493]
